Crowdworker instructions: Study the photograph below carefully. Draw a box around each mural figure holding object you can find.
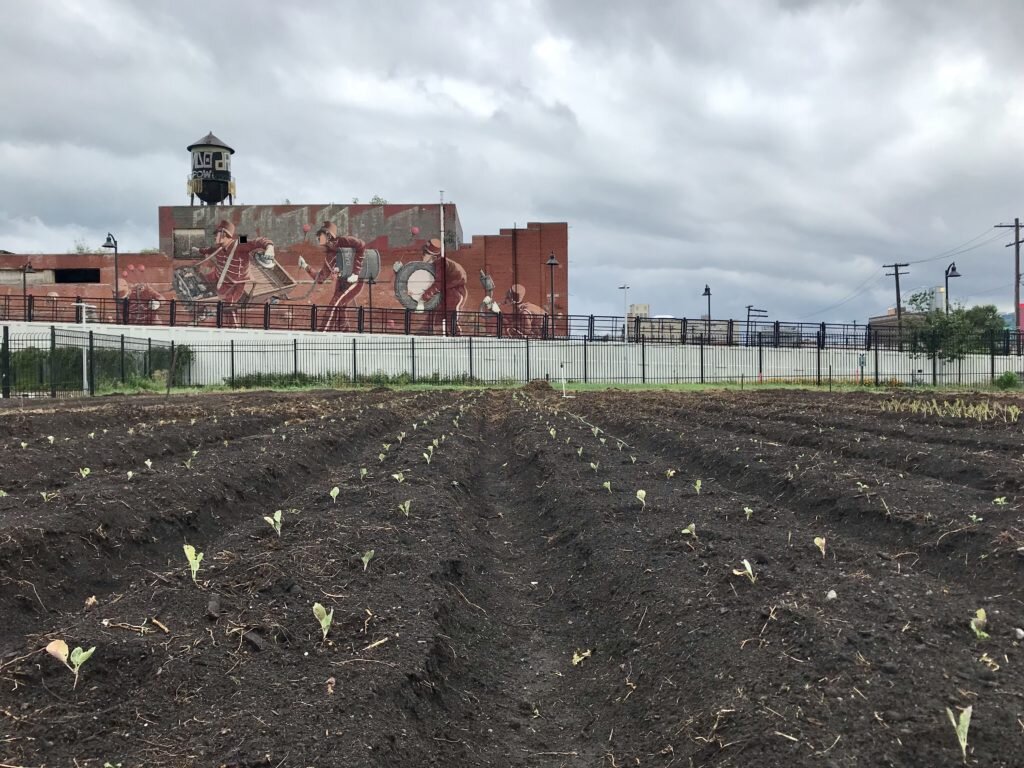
[297,221,378,331]
[502,283,547,338]
[190,220,276,305]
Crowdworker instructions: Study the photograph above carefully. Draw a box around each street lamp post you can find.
[618,284,630,341]
[21,262,36,321]
[102,233,119,302]
[745,304,766,345]
[944,262,961,314]
[365,276,376,332]
[702,284,712,339]
[546,252,559,338]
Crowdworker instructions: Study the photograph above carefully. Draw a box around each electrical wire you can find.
[796,270,885,319]
[906,230,1005,265]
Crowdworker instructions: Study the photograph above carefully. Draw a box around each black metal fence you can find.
[4,324,1019,397]
[3,293,1020,352]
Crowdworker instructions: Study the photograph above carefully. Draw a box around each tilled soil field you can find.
[0,387,1022,767]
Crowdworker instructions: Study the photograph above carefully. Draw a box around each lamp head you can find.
[946,262,961,279]
[546,252,560,267]
[102,233,117,250]
[702,284,711,297]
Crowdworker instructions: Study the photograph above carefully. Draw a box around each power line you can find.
[796,270,884,319]
[905,228,1004,265]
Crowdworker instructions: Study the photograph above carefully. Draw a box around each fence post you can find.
[168,341,175,390]
[75,297,83,324]
[404,309,411,335]
[542,314,549,341]
[27,295,34,322]
[641,335,646,383]
[990,330,996,384]
[773,320,780,347]
[525,338,530,382]
[230,340,235,387]
[757,332,763,382]
[496,312,503,338]
[873,331,880,386]
[216,302,224,329]
[50,326,56,397]
[263,303,271,330]
[169,299,176,327]
[816,336,822,386]
[120,334,126,384]
[727,319,734,346]
[699,336,705,384]
[681,317,688,344]
[587,315,595,342]
[357,307,364,334]
[310,305,317,333]
[293,338,299,379]
[1,326,9,399]
[633,315,640,343]
[88,330,95,396]
[352,337,357,383]
[468,337,473,381]
[122,297,130,325]
[583,338,588,383]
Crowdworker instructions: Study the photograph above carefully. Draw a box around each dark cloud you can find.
[1,0,1022,322]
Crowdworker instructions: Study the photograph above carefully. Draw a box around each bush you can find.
[994,371,1020,390]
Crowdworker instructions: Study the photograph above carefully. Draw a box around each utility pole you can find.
[745,305,766,345]
[995,218,1021,331]
[883,263,909,335]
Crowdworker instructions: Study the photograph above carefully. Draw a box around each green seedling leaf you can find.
[359,468,368,482]
[378,452,386,462]
[590,462,599,473]
[744,506,754,521]
[382,443,391,452]
[263,510,283,536]
[576,447,583,458]
[617,440,624,451]
[602,481,612,494]
[20,441,27,449]
[636,490,646,510]
[694,479,702,495]
[397,432,406,443]
[945,705,972,764]
[144,459,152,470]
[361,549,375,571]
[330,486,340,503]
[993,497,1008,506]
[549,427,556,438]
[392,472,405,484]
[732,559,757,584]
[47,639,95,689]
[398,500,411,517]
[40,491,58,502]
[126,471,134,481]
[88,432,95,439]
[814,536,826,558]
[313,602,333,640]
[970,608,989,640]
[591,427,600,437]
[681,523,697,537]
[630,455,637,464]
[599,437,606,445]
[423,452,432,464]
[665,469,676,479]
[183,544,203,584]
[0,490,6,497]
[47,435,54,444]
[572,648,592,666]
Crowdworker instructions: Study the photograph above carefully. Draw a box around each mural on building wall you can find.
[156,205,566,336]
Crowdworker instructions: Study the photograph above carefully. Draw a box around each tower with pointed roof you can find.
[186,131,236,206]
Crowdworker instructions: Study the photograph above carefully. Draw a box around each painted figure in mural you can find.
[502,283,547,338]
[297,221,366,331]
[193,220,276,306]
[417,238,468,333]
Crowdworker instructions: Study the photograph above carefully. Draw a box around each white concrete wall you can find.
[3,321,1022,387]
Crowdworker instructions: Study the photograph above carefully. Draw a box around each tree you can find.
[905,290,1006,360]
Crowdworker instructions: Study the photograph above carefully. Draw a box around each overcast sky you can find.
[3,0,1024,323]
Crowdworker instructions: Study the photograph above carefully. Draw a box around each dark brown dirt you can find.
[0,388,1022,767]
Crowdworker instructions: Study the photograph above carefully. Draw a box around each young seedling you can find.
[602,481,612,494]
[590,462,599,473]
[88,432,95,439]
[814,536,827,558]
[572,648,592,666]
[0,490,6,498]
[312,602,333,641]
[361,549,375,571]
[681,523,697,538]
[78,467,91,479]
[617,441,624,451]
[665,469,676,479]
[45,639,95,689]
[40,491,58,502]
[945,705,972,764]
[732,559,757,584]
[183,544,203,584]
[744,506,754,521]
[378,452,386,463]
[636,490,646,510]
[183,456,193,470]
[694,479,702,495]
[330,486,340,503]
[993,497,1008,506]
[967,512,983,524]
[20,441,27,449]
[47,435,55,444]
[264,510,283,537]
[398,500,411,517]
[855,481,869,492]
[591,427,600,437]
[549,427,556,438]
[382,443,391,452]
[577,447,584,459]
[126,471,134,481]
[599,437,607,445]
[144,459,153,471]
[397,432,406,443]
[392,472,405,484]
[969,608,989,640]
[423,452,432,465]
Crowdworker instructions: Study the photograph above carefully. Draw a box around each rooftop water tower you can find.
[186,132,235,206]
